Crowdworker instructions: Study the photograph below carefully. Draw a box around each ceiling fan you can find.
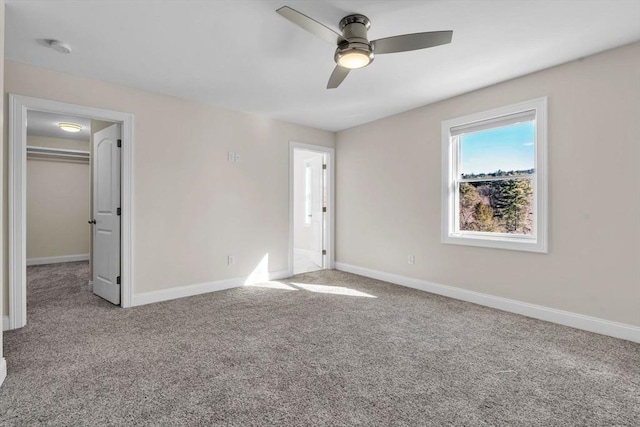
[276,6,453,89]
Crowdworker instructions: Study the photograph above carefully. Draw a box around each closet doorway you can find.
[8,95,134,330]
[24,111,121,308]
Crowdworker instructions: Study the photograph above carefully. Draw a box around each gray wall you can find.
[336,42,640,326]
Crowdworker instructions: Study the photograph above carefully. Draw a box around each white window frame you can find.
[441,97,548,253]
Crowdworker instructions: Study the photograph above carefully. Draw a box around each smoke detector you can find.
[48,40,72,54]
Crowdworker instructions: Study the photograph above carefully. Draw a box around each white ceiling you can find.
[6,1,640,132]
[27,111,91,141]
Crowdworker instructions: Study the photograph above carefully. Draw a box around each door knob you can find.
[88,219,96,224]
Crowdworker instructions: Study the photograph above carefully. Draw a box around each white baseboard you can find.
[27,254,90,266]
[2,316,9,332]
[0,358,6,389]
[266,270,292,282]
[88,280,93,292]
[131,269,291,307]
[335,262,640,343]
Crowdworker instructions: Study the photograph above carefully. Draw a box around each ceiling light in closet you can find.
[58,123,82,133]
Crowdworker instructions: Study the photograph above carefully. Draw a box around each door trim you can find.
[289,142,335,276]
[8,94,135,329]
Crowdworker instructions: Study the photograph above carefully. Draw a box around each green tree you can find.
[490,179,532,233]
[459,182,479,230]
[473,202,495,232]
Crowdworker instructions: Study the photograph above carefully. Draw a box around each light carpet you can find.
[0,261,638,426]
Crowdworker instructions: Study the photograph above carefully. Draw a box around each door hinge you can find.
[322,164,327,170]
[322,207,327,213]
[117,139,122,148]
[117,207,121,216]
[322,250,326,255]
[116,276,121,285]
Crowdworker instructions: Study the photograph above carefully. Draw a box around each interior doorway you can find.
[8,95,134,330]
[23,110,121,313]
[290,142,335,275]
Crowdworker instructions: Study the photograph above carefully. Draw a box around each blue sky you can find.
[460,122,535,175]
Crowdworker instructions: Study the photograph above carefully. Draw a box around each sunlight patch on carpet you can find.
[291,282,377,298]
[245,281,298,290]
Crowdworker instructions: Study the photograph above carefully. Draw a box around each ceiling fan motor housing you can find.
[335,14,374,67]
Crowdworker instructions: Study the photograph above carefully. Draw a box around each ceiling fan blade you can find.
[327,66,350,89]
[276,6,346,45]
[372,30,453,54]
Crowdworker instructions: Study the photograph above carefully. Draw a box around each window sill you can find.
[443,233,547,253]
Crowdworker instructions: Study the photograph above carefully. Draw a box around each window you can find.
[441,97,547,252]
[304,162,312,226]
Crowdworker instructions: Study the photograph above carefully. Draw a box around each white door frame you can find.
[289,142,335,275]
[8,94,135,329]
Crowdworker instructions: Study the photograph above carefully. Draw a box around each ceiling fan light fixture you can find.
[335,44,374,69]
[58,122,83,133]
[276,6,453,88]
[337,51,370,69]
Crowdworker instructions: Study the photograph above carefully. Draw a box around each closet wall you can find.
[26,135,91,262]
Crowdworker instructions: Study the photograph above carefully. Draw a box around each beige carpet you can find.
[0,261,638,426]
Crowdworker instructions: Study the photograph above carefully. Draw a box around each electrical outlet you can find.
[228,255,235,265]
[408,255,415,265]
[227,151,235,161]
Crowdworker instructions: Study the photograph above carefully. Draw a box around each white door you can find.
[308,156,324,267]
[92,124,121,305]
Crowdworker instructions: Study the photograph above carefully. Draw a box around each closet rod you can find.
[26,145,90,160]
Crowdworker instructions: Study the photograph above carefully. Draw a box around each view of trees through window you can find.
[458,174,533,235]
[457,121,535,235]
